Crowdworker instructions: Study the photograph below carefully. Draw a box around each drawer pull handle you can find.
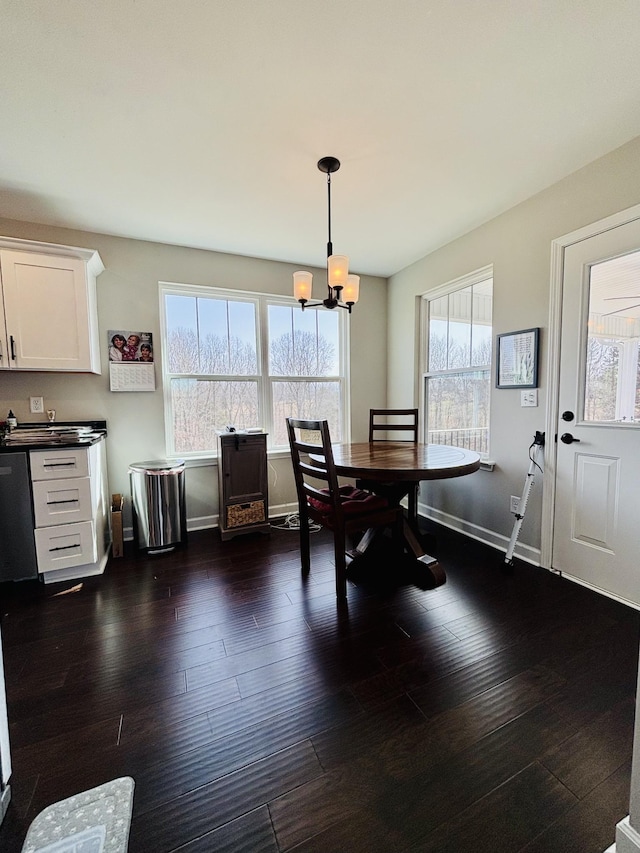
[44,463,77,469]
[49,544,81,552]
[47,499,79,506]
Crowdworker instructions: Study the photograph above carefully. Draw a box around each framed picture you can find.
[496,327,540,389]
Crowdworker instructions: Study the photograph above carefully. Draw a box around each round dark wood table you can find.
[323,442,481,586]
[329,442,481,481]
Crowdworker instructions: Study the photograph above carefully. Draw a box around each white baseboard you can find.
[0,783,10,826]
[419,503,541,566]
[122,501,540,568]
[122,502,299,541]
[614,817,640,853]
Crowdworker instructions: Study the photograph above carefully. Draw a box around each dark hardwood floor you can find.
[0,520,637,852]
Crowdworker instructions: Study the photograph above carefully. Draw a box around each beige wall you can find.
[3,133,640,553]
[388,135,640,557]
[0,221,388,529]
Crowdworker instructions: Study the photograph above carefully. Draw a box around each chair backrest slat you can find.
[299,461,330,482]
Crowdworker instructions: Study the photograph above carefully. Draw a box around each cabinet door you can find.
[0,250,97,371]
[221,435,267,503]
[0,284,8,371]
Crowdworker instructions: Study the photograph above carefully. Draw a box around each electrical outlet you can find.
[30,396,44,414]
[510,495,520,514]
[521,389,538,407]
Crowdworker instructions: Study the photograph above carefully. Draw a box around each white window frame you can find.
[419,265,493,457]
[159,281,351,459]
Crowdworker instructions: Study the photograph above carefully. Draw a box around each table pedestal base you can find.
[347,515,446,588]
[400,519,446,586]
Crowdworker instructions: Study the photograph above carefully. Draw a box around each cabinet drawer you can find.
[34,521,97,573]
[30,448,90,481]
[32,477,93,527]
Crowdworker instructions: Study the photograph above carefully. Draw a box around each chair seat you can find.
[308,485,389,519]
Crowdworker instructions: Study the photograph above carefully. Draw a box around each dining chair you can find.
[286,417,403,600]
[368,408,419,442]
[361,408,420,519]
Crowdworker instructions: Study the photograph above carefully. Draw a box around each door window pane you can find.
[585,252,640,423]
[584,338,619,421]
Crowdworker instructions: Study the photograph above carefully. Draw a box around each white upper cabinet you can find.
[0,238,104,373]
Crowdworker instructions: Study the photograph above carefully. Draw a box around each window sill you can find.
[165,446,292,469]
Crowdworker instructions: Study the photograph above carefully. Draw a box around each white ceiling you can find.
[2,0,640,278]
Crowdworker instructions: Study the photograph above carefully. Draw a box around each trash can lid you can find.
[128,460,185,474]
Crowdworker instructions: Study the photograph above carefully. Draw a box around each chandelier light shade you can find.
[293,270,313,302]
[327,254,348,290]
[293,156,360,313]
[343,273,360,304]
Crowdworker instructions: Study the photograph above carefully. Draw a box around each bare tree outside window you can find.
[269,327,341,445]
[584,336,620,422]
[424,277,492,455]
[162,291,346,455]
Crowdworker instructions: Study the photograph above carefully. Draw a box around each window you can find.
[421,268,493,455]
[160,283,348,456]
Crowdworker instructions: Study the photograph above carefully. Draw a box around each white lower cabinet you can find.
[30,441,110,583]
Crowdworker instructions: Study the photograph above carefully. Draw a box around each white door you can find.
[552,216,640,606]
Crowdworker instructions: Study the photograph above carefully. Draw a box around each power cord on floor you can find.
[271,512,322,533]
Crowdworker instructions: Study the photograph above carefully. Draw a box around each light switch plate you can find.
[521,389,538,407]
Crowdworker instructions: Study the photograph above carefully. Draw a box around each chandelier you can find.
[293,156,360,312]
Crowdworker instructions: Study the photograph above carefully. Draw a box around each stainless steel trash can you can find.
[128,460,186,552]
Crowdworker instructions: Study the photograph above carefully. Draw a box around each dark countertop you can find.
[0,420,107,453]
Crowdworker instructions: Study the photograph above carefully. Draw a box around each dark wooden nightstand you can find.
[217,432,270,541]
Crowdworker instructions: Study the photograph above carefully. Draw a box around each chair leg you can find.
[333,527,347,600]
[299,509,311,576]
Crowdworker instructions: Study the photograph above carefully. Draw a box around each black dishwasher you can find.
[0,452,38,581]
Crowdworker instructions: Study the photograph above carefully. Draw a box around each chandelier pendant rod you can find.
[326,170,333,259]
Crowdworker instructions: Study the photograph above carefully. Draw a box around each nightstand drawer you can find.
[32,477,93,527]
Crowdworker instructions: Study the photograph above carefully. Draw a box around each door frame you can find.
[541,201,640,570]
